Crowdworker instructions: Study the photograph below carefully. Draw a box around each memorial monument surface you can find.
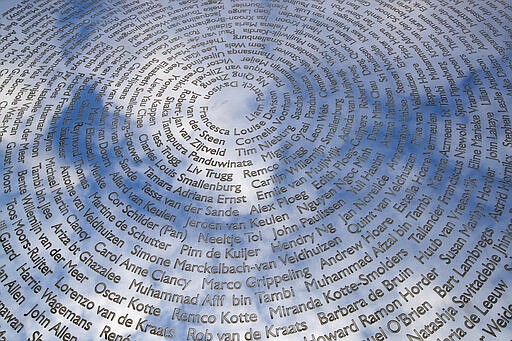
[0,0,511,340]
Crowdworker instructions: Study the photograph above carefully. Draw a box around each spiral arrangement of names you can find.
[1,0,512,340]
